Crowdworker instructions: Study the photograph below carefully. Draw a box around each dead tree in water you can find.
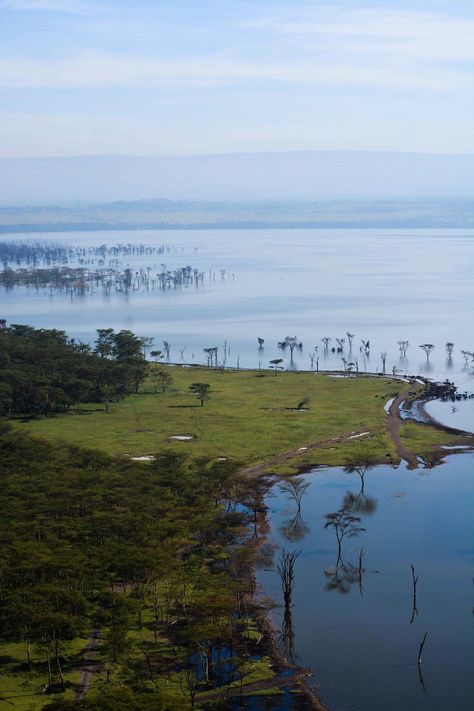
[419,344,434,362]
[321,337,331,350]
[398,340,409,357]
[380,352,387,373]
[346,332,355,350]
[277,549,300,607]
[410,564,419,624]
[445,342,454,356]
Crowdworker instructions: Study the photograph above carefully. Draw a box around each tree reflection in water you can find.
[278,476,311,543]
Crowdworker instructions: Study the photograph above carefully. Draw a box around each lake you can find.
[1,227,473,430]
[257,452,474,711]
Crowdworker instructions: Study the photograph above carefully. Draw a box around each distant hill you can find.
[0,151,473,205]
[0,197,472,233]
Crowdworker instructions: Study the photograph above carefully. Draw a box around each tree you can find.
[269,358,284,375]
[324,509,365,565]
[346,332,355,349]
[277,548,300,607]
[446,342,454,356]
[398,340,409,357]
[380,351,387,373]
[154,370,173,393]
[150,349,164,363]
[419,343,435,362]
[321,337,331,349]
[279,476,310,514]
[189,382,211,407]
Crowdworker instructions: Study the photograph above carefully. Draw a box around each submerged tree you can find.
[324,509,365,565]
[346,332,355,350]
[279,477,310,514]
[380,351,387,373]
[398,340,409,357]
[419,344,435,362]
[277,549,301,607]
[321,337,331,350]
[445,342,454,356]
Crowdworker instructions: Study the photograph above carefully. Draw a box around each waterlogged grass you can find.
[20,367,419,467]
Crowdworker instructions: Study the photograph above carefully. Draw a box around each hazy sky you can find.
[1,0,473,157]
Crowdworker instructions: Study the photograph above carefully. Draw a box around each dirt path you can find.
[240,428,372,478]
[387,386,420,469]
[75,629,101,699]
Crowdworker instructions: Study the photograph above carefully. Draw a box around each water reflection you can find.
[258,453,474,711]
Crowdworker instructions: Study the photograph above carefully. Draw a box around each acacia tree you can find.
[269,358,284,375]
[279,477,310,514]
[419,343,435,362]
[321,337,331,350]
[189,382,211,407]
[346,332,355,350]
[150,349,164,363]
[154,370,173,393]
[324,509,365,565]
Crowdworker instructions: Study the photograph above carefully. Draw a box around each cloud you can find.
[244,7,474,63]
[0,52,468,91]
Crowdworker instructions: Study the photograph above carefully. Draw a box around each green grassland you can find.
[20,366,453,470]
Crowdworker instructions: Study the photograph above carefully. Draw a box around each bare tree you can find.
[380,351,387,373]
[410,564,419,624]
[336,337,345,352]
[398,340,409,357]
[361,339,370,353]
[321,337,331,350]
[445,342,454,356]
[277,549,301,607]
[346,332,355,350]
[163,340,171,362]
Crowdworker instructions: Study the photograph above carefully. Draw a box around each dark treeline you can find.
[0,423,261,707]
[0,323,150,416]
[0,264,208,295]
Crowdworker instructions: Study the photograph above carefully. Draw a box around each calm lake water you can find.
[257,453,474,711]
[2,227,473,429]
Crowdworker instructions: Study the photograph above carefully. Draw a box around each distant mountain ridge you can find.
[0,197,472,233]
[0,151,473,205]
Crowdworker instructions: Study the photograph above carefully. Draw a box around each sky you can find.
[0,0,473,157]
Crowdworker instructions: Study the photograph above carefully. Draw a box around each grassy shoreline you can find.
[18,365,461,471]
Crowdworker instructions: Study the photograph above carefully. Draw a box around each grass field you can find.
[19,366,451,470]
